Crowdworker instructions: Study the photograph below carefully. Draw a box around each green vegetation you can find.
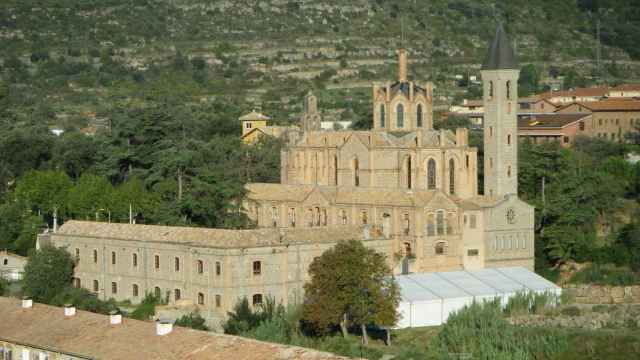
[569,263,640,286]
[518,137,640,282]
[174,312,209,331]
[302,240,400,344]
[129,292,161,321]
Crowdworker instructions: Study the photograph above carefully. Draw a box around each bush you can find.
[561,306,581,317]
[570,264,640,286]
[49,287,118,315]
[130,293,161,320]
[175,312,209,331]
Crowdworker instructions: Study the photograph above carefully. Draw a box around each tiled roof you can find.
[611,84,640,92]
[0,250,26,261]
[518,113,590,129]
[540,86,609,100]
[55,220,368,248]
[575,99,640,112]
[239,110,270,121]
[0,297,349,360]
[459,196,505,210]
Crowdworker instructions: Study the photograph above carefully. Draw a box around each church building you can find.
[246,25,534,274]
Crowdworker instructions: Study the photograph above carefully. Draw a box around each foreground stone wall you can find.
[564,284,640,304]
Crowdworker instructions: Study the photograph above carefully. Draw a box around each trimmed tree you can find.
[22,245,75,303]
[302,240,400,345]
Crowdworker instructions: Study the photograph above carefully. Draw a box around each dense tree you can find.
[22,245,75,303]
[303,240,400,345]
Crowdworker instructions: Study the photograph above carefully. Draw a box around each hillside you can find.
[1,0,640,129]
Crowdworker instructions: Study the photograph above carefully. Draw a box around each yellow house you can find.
[240,110,270,144]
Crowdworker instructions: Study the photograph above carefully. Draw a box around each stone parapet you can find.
[564,284,640,304]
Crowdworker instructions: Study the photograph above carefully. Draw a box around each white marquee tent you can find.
[395,267,562,328]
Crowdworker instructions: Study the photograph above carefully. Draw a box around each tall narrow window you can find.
[111,282,118,294]
[507,134,511,145]
[132,253,138,268]
[322,209,328,226]
[132,284,139,297]
[271,206,278,228]
[427,159,436,190]
[154,287,161,299]
[416,104,423,127]
[216,261,221,276]
[174,289,181,301]
[403,214,410,235]
[197,260,204,274]
[406,156,412,189]
[253,261,262,275]
[289,208,296,227]
[111,251,116,265]
[380,104,386,128]
[508,166,512,177]
[174,257,180,272]
[436,211,445,235]
[341,210,348,225]
[74,278,81,288]
[506,81,512,99]
[396,104,404,128]
[93,280,99,293]
[215,295,222,308]
[489,81,494,98]
[449,159,456,195]
[154,255,160,270]
[361,211,368,225]
[197,293,205,305]
[75,248,80,261]
[353,158,360,186]
[426,214,435,236]
[93,250,98,264]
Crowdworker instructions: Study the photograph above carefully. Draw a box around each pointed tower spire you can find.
[482,23,518,70]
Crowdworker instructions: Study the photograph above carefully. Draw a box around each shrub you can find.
[175,312,209,331]
[561,306,581,317]
[130,293,161,320]
[570,264,640,286]
[49,287,118,315]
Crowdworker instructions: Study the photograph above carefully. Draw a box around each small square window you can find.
[467,249,479,256]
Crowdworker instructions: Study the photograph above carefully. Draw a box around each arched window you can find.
[353,158,360,186]
[154,286,161,299]
[93,250,98,264]
[93,280,99,293]
[507,134,511,145]
[435,242,446,255]
[427,159,436,190]
[132,284,139,297]
[111,251,116,265]
[449,159,456,195]
[396,104,404,128]
[132,253,138,267]
[197,260,204,274]
[340,210,348,225]
[489,81,494,98]
[416,104,423,127]
[506,81,512,99]
[197,293,205,305]
[380,104,386,128]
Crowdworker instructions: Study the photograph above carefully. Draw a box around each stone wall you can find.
[564,284,640,304]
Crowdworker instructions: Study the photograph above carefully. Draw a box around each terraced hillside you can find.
[1,0,640,127]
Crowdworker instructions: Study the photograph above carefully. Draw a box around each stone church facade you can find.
[42,26,534,329]
[246,25,534,274]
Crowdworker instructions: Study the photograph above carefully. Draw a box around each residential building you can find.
[555,99,640,142]
[0,251,26,281]
[518,113,592,146]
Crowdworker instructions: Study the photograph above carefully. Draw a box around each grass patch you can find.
[569,264,640,286]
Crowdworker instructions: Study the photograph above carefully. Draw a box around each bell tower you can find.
[301,91,321,132]
[481,24,519,198]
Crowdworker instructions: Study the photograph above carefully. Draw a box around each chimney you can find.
[398,49,407,82]
[109,310,122,325]
[22,297,33,309]
[156,319,173,336]
[64,304,76,317]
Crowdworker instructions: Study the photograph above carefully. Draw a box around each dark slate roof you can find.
[384,81,425,98]
[482,24,518,70]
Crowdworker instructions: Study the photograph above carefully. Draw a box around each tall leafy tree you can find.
[303,240,400,345]
[23,245,75,303]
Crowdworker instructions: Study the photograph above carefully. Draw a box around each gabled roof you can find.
[0,297,349,360]
[239,110,270,121]
[573,99,640,112]
[482,24,518,70]
[518,113,590,129]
